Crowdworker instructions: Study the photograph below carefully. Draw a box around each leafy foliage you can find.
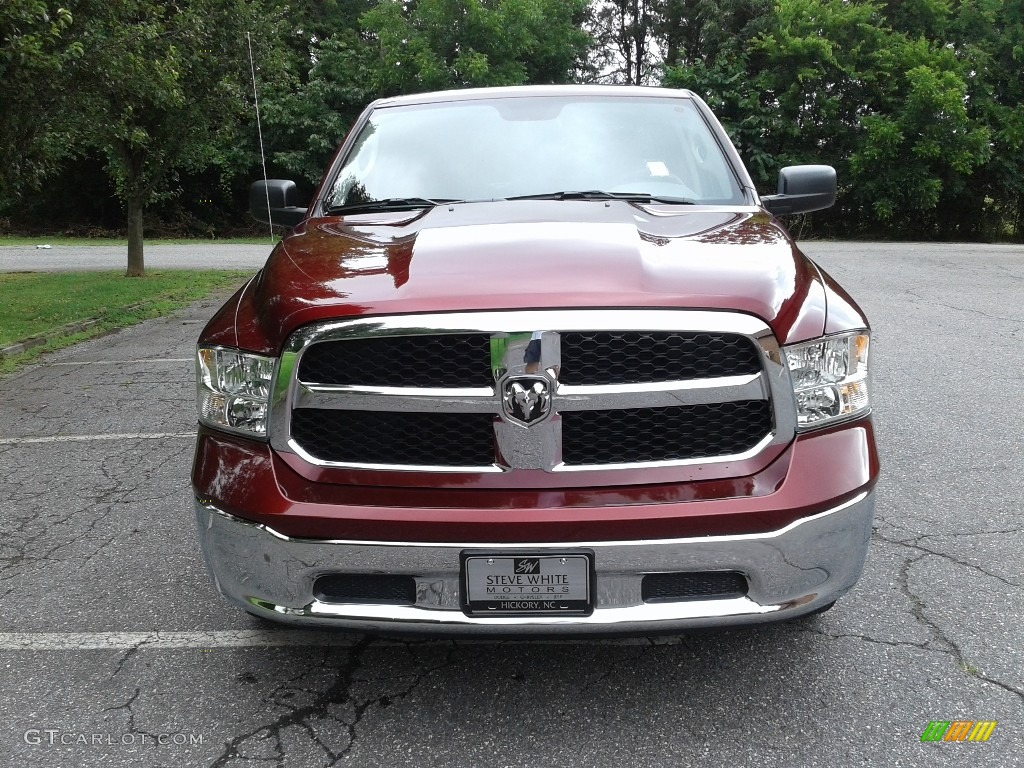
[261,0,591,183]
[668,0,1014,239]
[361,0,590,91]
[0,1,82,192]
[1,0,1022,242]
[67,0,282,273]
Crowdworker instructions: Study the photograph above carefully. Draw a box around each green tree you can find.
[70,0,275,275]
[667,0,998,238]
[263,33,376,183]
[5,0,1021,242]
[946,0,1024,238]
[660,1,777,183]
[585,0,659,84]
[360,0,591,93]
[658,0,773,69]
[848,46,991,231]
[0,2,82,195]
[260,1,377,183]
[665,52,776,184]
[263,0,592,184]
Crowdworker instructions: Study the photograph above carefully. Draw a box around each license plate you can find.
[461,552,593,615]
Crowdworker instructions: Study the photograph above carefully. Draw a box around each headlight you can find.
[196,346,277,437]
[782,331,869,429]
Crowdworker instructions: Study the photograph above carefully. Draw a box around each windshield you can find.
[324,95,746,211]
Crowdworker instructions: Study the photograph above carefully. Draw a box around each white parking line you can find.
[46,358,192,365]
[0,433,194,445]
[0,631,361,650]
[0,630,660,650]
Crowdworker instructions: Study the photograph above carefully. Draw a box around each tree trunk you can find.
[126,197,145,277]
[633,0,644,84]
[121,145,148,277]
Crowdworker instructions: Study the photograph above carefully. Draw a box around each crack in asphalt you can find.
[902,288,1024,324]
[922,528,1023,536]
[873,529,1021,588]
[575,640,659,699]
[0,502,102,583]
[769,527,1024,705]
[992,263,1024,280]
[873,513,1023,540]
[0,437,182,590]
[208,638,461,767]
[102,687,161,744]
[895,552,1024,705]
[111,638,150,678]
[787,625,936,651]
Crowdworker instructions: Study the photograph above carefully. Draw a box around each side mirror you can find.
[249,180,307,227]
[761,165,836,215]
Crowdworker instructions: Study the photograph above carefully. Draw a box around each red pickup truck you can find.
[193,85,878,634]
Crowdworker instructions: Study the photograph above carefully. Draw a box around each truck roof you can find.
[370,84,698,109]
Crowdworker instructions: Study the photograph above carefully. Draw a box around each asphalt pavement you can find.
[0,242,1022,767]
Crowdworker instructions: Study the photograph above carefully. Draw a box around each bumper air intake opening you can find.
[313,574,417,605]
[641,571,748,603]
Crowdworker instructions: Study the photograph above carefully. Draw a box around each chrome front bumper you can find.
[194,491,875,635]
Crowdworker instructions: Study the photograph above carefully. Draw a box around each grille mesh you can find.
[559,331,761,385]
[288,325,774,470]
[296,331,761,388]
[291,409,495,467]
[561,400,772,465]
[641,572,748,602]
[313,574,417,605]
[298,334,492,387]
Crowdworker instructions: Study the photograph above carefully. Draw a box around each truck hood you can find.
[226,200,832,352]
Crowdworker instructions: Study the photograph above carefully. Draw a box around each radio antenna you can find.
[247,31,274,242]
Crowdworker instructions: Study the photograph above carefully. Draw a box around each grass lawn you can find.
[0,270,251,374]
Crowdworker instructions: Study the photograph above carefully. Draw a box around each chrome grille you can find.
[297,331,761,387]
[558,331,761,384]
[561,401,772,465]
[641,572,749,602]
[298,334,492,388]
[291,409,495,467]
[273,310,791,476]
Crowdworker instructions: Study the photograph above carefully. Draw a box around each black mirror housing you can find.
[761,165,837,215]
[249,180,307,227]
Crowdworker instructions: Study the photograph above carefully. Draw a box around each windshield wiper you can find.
[505,190,696,205]
[324,197,461,215]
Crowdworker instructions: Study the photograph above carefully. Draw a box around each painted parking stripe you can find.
[0,631,661,650]
[0,432,194,445]
[0,631,362,650]
[46,360,191,364]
